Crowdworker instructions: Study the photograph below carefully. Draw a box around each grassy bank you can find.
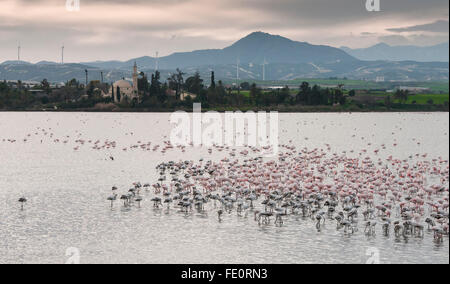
[229,79,449,93]
[3,102,448,113]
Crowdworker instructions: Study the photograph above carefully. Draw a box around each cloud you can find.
[361,32,377,36]
[387,20,449,33]
[0,0,448,62]
[378,35,410,46]
[379,33,450,46]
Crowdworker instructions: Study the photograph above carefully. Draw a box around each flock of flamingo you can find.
[3,118,449,246]
[1,126,180,154]
[105,143,449,244]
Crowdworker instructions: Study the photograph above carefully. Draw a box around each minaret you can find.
[132,61,138,96]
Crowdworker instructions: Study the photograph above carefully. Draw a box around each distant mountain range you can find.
[341,42,449,62]
[84,32,357,70]
[1,32,448,83]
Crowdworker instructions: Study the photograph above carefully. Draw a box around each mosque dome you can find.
[113,80,132,89]
[109,65,139,103]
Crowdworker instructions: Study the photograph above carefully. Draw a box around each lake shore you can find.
[1,103,449,113]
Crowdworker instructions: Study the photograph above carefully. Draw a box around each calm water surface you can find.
[0,112,448,264]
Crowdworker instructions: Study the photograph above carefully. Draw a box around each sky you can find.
[0,0,448,63]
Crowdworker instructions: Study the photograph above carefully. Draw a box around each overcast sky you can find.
[0,0,448,63]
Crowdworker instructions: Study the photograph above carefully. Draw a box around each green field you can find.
[226,78,449,94]
[402,93,449,104]
[416,82,450,93]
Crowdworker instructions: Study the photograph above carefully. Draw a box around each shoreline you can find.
[1,110,449,113]
[1,107,448,113]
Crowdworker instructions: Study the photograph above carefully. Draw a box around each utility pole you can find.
[101,71,104,83]
[85,69,88,87]
[61,45,64,64]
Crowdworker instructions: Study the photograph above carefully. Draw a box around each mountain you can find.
[36,61,58,65]
[85,32,357,70]
[0,63,97,83]
[341,42,449,62]
[0,60,32,65]
[1,32,448,83]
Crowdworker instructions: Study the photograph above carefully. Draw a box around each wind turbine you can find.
[61,44,64,64]
[17,41,21,62]
[262,57,268,81]
[236,57,240,93]
[236,57,240,80]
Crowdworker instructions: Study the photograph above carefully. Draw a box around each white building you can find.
[375,76,385,82]
[398,86,431,94]
[109,62,139,103]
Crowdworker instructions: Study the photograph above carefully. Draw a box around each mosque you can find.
[108,62,139,103]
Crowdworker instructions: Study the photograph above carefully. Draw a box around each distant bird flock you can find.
[106,145,448,244]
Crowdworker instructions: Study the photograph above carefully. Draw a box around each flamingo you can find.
[18,197,27,210]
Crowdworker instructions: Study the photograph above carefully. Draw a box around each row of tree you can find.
[3,71,437,110]
[0,81,38,109]
[134,71,348,107]
[0,73,349,109]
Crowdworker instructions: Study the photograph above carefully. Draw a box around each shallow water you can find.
[0,112,448,264]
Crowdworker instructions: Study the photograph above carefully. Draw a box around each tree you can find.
[338,93,347,105]
[300,82,310,94]
[116,86,121,102]
[349,90,356,97]
[40,96,50,104]
[216,80,226,104]
[296,82,310,104]
[250,83,262,105]
[41,79,51,95]
[384,95,392,109]
[168,68,185,99]
[67,78,80,89]
[185,72,204,95]
[333,88,345,105]
[137,72,149,94]
[210,71,216,89]
[394,89,409,104]
[157,85,167,103]
[111,83,115,102]
[86,80,101,98]
[240,82,250,90]
[149,71,162,97]
[0,81,9,93]
[277,86,290,104]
